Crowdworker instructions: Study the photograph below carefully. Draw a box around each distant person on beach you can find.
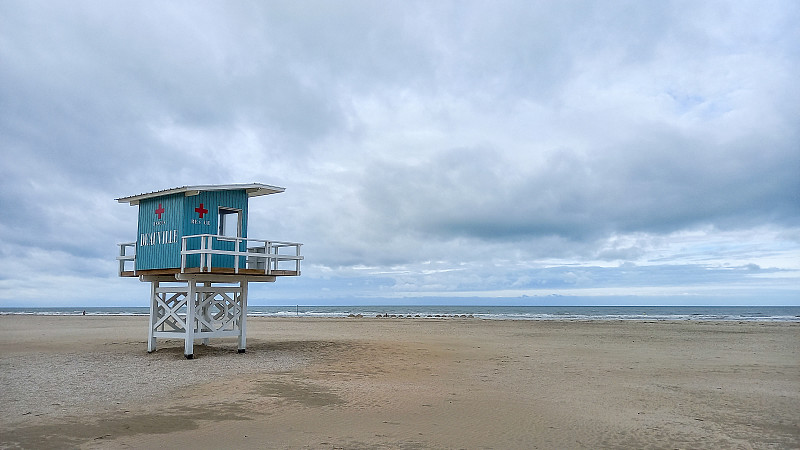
[82,310,86,315]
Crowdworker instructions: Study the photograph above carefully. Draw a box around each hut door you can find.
[218,208,241,237]
[218,208,242,268]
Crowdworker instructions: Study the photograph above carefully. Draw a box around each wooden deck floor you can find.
[120,268,299,278]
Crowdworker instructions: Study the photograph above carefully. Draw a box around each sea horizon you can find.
[2,305,799,322]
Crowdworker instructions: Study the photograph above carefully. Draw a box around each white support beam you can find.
[140,275,180,282]
[184,280,196,358]
[148,281,158,352]
[176,273,247,283]
[238,280,248,353]
[175,273,276,283]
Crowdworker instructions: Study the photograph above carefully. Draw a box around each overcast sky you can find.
[1,0,798,307]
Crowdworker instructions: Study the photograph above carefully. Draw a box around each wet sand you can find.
[1,315,798,449]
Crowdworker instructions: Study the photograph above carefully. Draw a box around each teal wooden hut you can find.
[116,183,303,358]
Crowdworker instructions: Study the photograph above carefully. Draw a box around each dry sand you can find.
[1,315,798,449]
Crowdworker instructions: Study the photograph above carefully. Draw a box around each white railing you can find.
[180,234,303,275]
[116,242,136,275]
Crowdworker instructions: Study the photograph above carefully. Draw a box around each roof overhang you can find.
[116,183,285,205]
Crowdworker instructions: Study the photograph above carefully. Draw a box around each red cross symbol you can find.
[195,203,209,218]
[154,203,165,219]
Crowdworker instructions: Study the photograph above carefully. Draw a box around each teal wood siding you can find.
[134,189,251,271]
[182,190,249,269]
[182,191,217,269]
[135,194,184,270]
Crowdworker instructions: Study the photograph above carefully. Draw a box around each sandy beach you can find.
[1,315,798,449]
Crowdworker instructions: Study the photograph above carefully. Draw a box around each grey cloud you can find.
[358,125,798,252]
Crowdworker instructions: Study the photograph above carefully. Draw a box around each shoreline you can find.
[3,313,800,323]
[2,316,798,448]
[2,305,799,323]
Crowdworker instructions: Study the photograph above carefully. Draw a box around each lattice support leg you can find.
[143,275,252,359]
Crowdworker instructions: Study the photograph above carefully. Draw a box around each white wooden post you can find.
[234,237,240,274]
[238,280,248,353]
[296,244,302,274]
[118,244,125,276]
[264,241,272,275]
[207,235,213,272]
[199,235,205,271]
[184,279,196,359]
[271,242,277,274]
[181,237,186,272]
[148,280,158,352]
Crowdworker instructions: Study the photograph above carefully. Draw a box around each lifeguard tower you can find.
[116,183,302,359]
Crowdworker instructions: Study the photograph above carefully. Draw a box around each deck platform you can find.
[120,268,300,278]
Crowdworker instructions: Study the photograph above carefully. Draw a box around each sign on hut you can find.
[116,183,303,359]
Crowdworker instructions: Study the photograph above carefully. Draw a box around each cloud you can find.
[0,0,798,305]
[354,127,797,243]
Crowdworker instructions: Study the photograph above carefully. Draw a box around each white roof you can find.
[116,183,285,205]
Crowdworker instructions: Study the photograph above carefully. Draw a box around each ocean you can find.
[1,305,799,321]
